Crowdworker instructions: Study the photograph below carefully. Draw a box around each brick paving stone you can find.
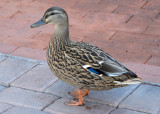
[0,3,18,18]
[146,56,160,66]
[71,1,100,13]
[101,0,147,8]
[143,0,160,10]
[106,50,150,64]
[46,0,78,9]
[44,98,115,114]
[0,44,19,54]
[70,26,115,41]
[85,84,140,107]
[123,62,160,83]
[114,6,159,17]
[0,102,13,113]
[101,23,147,34]
[0,54,7,62]
[0,57,37,86]
[95,4,118,13]
[124,62,160,77]
[83,12,130,26]
[67,9,87,27]
[26,32,52,50]
[111,31,160,57]
[45,80,76,98]
[127,16,153,26]
[2,106,51,114]
[144,25,160,36]
[11,64,58,92]
[119,84,160,114]
[111,108,147,114]
[0,87,59,110]
[107,32,160,47]
[11,47,46,61]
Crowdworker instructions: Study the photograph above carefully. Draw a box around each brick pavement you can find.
[0,53,160,114]
[0,0,160,83]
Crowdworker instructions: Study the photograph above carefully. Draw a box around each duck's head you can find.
[31,7,68,28]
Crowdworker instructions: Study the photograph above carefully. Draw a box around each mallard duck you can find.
[31,7,143,106]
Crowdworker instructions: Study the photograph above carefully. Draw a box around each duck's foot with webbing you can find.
[65,89,89,106]
[69,89,89,98]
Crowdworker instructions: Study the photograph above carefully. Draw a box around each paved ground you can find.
[0,53,160,114]
[0,0,160,83]
[0,0,160,113]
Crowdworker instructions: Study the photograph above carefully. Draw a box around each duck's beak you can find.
[30,18,46,28]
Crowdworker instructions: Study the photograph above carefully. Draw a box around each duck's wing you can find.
[66,42,130,77]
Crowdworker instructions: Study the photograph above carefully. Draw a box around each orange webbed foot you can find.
[69,89,89,99]
[66,89,86,106]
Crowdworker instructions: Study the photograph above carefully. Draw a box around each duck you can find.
[31,7,143,106]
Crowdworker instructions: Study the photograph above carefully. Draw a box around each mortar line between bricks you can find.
[82,10,92,18]
[9,86,59,96]
[9,10,20,19]
[31,31,41,39]
[41,79,59,92]
[10,64,39,87]
[0,56,8,63]
[43,79,59,92]
[8,45,21,54]
[142,25,149,34]
[108,107,150,114]
[41,97,61,111]
[10,84,44,93]
[125,15,133,23]
[121,107,152,114]
[111,5,119,13]
[117,83,142,108]
[108,31,117,40]
[143,55,152,64]
[108,108,117,114]
[141,1,149,9]
[0,105,14,114]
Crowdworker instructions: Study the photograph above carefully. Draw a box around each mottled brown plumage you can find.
[31,7,143,106]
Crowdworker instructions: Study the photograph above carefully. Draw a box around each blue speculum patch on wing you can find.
[88,67,99,74]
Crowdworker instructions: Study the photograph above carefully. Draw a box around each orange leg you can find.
[65,89,85,106]
[69,89,89,99]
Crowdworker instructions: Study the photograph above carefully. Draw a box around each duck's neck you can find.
[54,23,69,40]
[48,23,70,52]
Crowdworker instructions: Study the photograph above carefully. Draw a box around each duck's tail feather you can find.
[114,78,143,85]
[112,71,143,85]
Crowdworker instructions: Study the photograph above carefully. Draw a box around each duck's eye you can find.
[50,12,56,16]
[45,12,59,19]
[45,15,49,19]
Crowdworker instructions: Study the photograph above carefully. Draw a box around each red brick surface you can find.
[11,47,46,61]
[0,0,160,83]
